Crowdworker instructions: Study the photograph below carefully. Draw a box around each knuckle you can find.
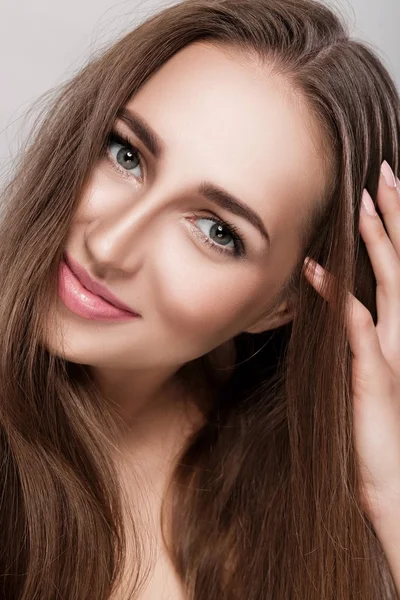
[393,264,400,283]
[373,220,387,241]
[383,264,400,288]
[354,305,374,329]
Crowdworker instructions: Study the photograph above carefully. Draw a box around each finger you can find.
[303,259,387,373]
[376,162,400,259]
[359,189,400,293]
[345,292,386,373]
[359,189,400,346]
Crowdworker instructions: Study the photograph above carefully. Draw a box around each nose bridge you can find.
[86,190,168,272]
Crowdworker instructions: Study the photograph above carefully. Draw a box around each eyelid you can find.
[186,212,247,259]
[115,121,147,160]
[191,210,246,245]
[106,128,147,182]
[106,127,248,257]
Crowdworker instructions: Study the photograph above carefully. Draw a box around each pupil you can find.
[117,147,139,169]
[211,223,231,245]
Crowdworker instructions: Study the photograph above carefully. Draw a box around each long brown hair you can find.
[0,0,399,597]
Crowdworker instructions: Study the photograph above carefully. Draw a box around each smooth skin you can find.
[304,163,400,594]
[46,37,400,594]
[46,44,330,597]
[47,41,328,456]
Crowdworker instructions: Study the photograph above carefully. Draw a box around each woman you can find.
[0,0,399,597]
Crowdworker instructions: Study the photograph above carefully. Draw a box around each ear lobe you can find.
[244,302,296,335]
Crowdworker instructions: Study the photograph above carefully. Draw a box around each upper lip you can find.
[63,251,140,315]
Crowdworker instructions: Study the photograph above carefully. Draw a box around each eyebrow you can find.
[117,107,271,248]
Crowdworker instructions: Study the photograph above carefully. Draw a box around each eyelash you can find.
[104,128,246,259]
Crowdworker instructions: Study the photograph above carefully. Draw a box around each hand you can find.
[303,161,400,520]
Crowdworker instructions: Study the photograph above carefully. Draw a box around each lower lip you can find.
[58,259,140,321]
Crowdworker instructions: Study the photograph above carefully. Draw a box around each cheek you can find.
[153,252,259,350]
[73,164,125,219]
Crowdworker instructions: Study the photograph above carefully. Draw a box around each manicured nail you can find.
[380,160,397,189]
[361,189,376,216]
[304,257,323,278]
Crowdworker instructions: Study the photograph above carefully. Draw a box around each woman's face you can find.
[48,42,327,372]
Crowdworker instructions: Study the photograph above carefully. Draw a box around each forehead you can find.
[127,42,328,254]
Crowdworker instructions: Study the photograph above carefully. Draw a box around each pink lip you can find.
[58,254,140,322]
[64,251,140,315]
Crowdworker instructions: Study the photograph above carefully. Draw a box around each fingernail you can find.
[304,257,323,278]
[361,189,376,216]
[380,160,397,189]
[313,263,324,278]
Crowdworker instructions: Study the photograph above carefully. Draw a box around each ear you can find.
[244,298,296,335]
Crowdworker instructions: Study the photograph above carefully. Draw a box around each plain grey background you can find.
[0,0,399,176]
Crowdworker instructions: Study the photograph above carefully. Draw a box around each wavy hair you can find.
[0,0,399,597]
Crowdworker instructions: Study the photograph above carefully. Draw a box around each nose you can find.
[85,189,171,277]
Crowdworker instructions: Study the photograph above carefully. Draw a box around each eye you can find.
[189,214,246,259]
[103,130,247,260]
[105,130,144,180]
